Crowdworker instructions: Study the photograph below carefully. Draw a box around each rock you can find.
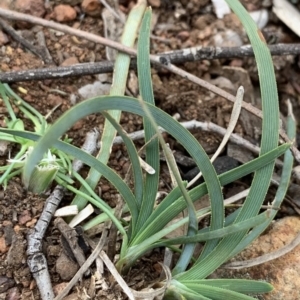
[14,0,45,28]
[0,236,8,254]
[25,218,37,228]
[0,30,9,46]
[78,80,111,99]
[46,94,64,107]
[52,0,82,5]
[0,276,15,293]
[6,287,21,300]
[53,282,68,296]
[183,156,239,186]
[0,0,12,10]
[213,29,243,47]
[6,234,26,266]
[177,30,190,42]
[52,5,77,22]
[0,140,9,156]
[148,0,161,8]
[18,210,32,225]
[56,252,79,280]
[60,56,79,66]
[81,0,102,16]
[214,216,300,300]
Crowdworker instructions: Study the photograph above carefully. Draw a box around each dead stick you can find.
[0,43,299,83]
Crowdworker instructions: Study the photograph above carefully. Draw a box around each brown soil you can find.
[0,0,300,299]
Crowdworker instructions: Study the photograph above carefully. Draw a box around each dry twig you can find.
[1,43,299,83]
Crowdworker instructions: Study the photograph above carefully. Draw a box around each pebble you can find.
[81,0,102,17]
[53,282,68,296]
[0,276,15,293]
[183,156,239,185]
[18,210,32,225]
[148,0,161,7]
[177,30,190,42]
[25,218,37,228]
[0,31,9,46]
[6,234,26,266]
[47,94,64,106]
[14,0,46,28]
[5,286,21,300]
[0,0,12,10]
[52,0,82,5]
[60,56,79,66]
[47,244,61,256]
[0,237,8,254]
[52,5,77,22]
[101,184,111,192]
[56,252,79,280]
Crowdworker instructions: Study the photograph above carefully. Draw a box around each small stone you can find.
[53,5,77,22]
[6,234,26,266]
[6,286,21,300]
[60,56,79,66]
[0,236,8,254]
[153,262,162,273]
[177,30,190,42]
[3,224,14,246]
[2,221,11,227]
[29,280,36,290]
[56,252,79,280]
[0,0,12,10]
[101,184,110,192]
[60,292,80,300]
[0,277,15,293]
[18,210,32,225]
[13,225,21,234]
[0,30,9,46]
[81,0,102,16]
[148,0,161,7]
[14,0,45,17]
[14,0,45,28]
[47,94,64,106]
[47,245,61,256]
[53,282,68,296]
[25,218,37,228]
[20,279,30,288]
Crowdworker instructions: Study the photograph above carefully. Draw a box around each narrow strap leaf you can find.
[135,7,160,229]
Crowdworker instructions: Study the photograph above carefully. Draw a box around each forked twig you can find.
[1,43,299,83]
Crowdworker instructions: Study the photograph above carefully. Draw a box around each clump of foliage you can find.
[0,0,295,299]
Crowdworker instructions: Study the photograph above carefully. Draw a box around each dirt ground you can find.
[0,0,300,299]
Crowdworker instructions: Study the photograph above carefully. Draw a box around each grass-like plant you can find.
[0,0,295,299]
[0,82,73,193]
